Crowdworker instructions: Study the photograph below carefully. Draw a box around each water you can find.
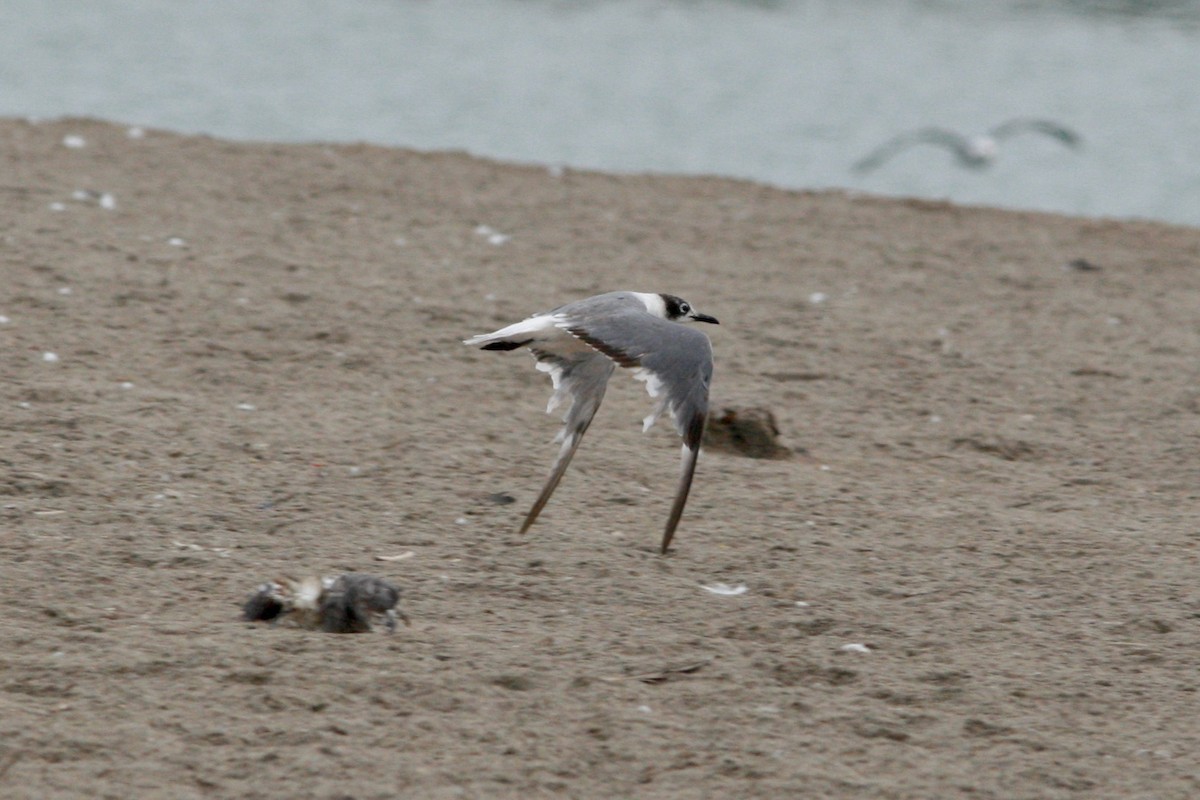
[3,0,1199,226]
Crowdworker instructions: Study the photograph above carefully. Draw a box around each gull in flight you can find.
[464,291,718,553]
[853,118,1082,173]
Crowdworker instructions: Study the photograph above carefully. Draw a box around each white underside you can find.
[535,358,567,414]
[633,366,671,431]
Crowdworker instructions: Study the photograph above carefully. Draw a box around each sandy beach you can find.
[2,117,1198,798]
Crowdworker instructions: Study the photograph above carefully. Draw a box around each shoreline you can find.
[13,114,1195,231]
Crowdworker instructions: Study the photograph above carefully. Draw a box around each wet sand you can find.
[2,117,1198,799]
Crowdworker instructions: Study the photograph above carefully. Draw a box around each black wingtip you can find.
[481,339,533,351]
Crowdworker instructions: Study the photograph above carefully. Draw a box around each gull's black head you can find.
[660,293,719,325]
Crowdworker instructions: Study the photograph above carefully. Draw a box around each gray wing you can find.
[518,349,615,535]
[562,310,713,552]
[852,128,971,173]
[988,118,1082,147]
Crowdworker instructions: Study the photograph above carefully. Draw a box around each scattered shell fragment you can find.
[42,352,60,363]
[62,135,86,149]
[840,643,871,653]
[172,540,230,557]
[374,551,415,562]
[70,188,115,209]
[473,224,510,245]
[701,582,748,596]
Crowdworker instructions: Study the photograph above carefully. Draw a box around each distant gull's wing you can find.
[988,118,1082,147]
[518,349,616,535]
[561,310,713,553]
[852,128,971,173]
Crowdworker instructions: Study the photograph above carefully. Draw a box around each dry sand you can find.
[1,117,1198,799]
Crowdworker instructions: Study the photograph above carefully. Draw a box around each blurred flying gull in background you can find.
[852,118,1082,173]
